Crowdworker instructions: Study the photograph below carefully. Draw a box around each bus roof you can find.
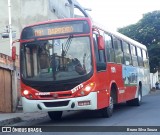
[23,17,92,28]
[93,23,147,50]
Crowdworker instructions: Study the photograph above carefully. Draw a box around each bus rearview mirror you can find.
[98,35,105,50]
[12,39,20,61]
[12,46,16,61]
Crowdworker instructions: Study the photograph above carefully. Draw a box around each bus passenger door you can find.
[93,33,108,109]
[93,33,106,76]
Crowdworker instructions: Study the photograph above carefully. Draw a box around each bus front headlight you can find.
[75,82,95,97]
[22,90,33,99]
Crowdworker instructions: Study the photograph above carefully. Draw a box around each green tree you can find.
[118,10,160,73]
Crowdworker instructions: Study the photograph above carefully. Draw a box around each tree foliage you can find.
[118,11,160,73]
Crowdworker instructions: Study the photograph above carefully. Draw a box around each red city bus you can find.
[13,17,150,120]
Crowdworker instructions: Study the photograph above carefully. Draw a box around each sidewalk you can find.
[0,90,160,126]
[0,106,47,126]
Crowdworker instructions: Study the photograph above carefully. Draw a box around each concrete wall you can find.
[49,0,71,19]
[150,71,159,88]
[0,0,72,56]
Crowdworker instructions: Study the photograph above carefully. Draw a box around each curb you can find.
[149,89,160,94]
[0,117,22,126]
[0,113,48,126]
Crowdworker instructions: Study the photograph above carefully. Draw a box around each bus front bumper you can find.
[22,92,97,112]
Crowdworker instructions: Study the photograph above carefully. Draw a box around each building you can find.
[0,0,77,56]
[0,53,19,112]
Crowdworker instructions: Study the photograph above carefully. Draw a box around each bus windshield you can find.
[21,36,92,82]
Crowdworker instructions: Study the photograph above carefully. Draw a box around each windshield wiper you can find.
[62,35,73,56]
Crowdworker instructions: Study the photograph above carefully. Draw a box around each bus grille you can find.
[43,100,70,107]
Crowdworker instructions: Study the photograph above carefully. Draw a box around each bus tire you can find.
[133,88,142,106]
[126,88,142,106]
[48,111,63,121]
[100,92,114,118]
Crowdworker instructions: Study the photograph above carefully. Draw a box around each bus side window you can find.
[113,36,123,64]
[122,41,131,65]
[130,44,138,66]
[137,47,144,67]
[104,33,115,63]
[99,50,106,63]
[25,47,32,77]
[142,49,149,68]
[93,34,99,63]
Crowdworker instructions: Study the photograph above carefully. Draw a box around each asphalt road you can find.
[35,90,160,127]
[4,90,160,135]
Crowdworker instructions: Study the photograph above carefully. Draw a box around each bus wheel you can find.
[48,111,63,121]
[126,88,142,106]
[133,88,142,106]
[100,93,114,118]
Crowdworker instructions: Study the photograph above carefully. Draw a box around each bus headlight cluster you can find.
[22,90,33,99]
[85,86,92,91]
[76,82,95,97]
[23,90,29,95]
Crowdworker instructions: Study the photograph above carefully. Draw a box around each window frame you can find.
[130,44,138,67]
[136,47,144,67]
[122,41,132,66]
[112,36,123,64]
[104,33,115,63]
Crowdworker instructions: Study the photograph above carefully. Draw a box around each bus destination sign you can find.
[34,26,74,37]
[21,20,90,39]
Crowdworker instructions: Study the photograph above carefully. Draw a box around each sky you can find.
[77,0,160,30]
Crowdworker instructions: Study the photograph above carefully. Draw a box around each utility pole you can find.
[8,0,18,112]
[8,0,13,56]
[68,0,74,18]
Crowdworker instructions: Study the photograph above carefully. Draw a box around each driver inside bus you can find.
[67,55,86,75]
